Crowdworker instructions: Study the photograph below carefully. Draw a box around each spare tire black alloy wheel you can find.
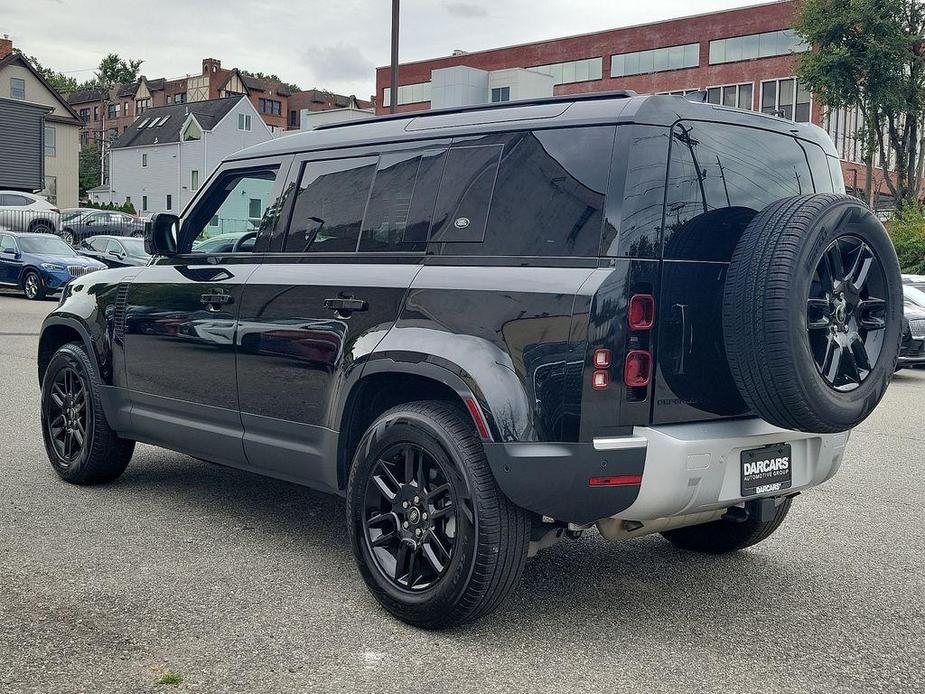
[808,236,888,391]
[46,365,87,465]
[723,194,902,433]
[363,442,459,591]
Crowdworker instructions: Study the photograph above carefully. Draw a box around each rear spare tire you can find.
[723,194,902,433]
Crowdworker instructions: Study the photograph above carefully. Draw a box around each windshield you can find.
[903,284,925,308]
[122,238,148,257]
[18,236,78,256]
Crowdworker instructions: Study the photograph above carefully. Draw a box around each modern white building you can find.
[425,65,555,109]
[299,105,374,130]
[109,95,272,216]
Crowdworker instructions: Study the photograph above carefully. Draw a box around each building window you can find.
[248,198,262,219]
[191,170,199,191]
[172,92,187,104]
[657,88,702,96]
[825,106,863,164]
[79,108,90,123]
[142,153,148,167]
[80,131,90,148]
[44,126,56,157]
[527,57,603,85]
[258,98,282,116]
[611,43,699,77]
[238,113,251,131]
[124,101,129,113]
[289,110,299,127]
[760,78,811,122]
[142,195,148,212]
[107,103,119,119]
[490,86,511,103]
[10,77,25,100]
[93,105,99,121]
[166,194,172,211]
[706,82,754,110]
[136,98,150,114]
[709,29,809,65]
[382,81,431,107]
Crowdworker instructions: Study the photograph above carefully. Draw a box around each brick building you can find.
[375,0,879,203]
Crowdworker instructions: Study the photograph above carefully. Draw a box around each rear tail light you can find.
[593,348,611,369]
[592,370,610,389]
[628,294,655,330]
[624,350,652,387]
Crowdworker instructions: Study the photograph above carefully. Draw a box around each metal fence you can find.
[0,209,60,234]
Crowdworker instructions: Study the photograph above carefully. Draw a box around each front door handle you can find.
[323,297,368,315]
[201,292,234,311]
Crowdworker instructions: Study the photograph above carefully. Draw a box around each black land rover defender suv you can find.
[37,92,903,629]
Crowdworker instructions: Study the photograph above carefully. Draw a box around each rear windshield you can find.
[663,121,829,262]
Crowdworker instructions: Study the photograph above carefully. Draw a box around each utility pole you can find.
[390,0,400,114]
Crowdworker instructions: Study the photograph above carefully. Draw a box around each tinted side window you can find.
[1,195,29,206]
[0,234,15,252]
[90,237,108,251]
[359,148,446,252]
[285,157,377,253]
[430,145,502,244]
[437,127,615,256]
[801,141,835,193]
[664,121,813,261]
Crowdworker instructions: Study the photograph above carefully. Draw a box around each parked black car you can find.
[36,92,903,628]
[898,284,925,369]
[77,235,151,268]
[60,209,145,246]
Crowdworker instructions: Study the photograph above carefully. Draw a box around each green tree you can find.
[795,0,925,213]
[79,147,101,197]
[12,49,79,94]
[87,53,144,91]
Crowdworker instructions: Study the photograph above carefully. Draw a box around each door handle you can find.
[323,297,367,315]
[200,292,234,311]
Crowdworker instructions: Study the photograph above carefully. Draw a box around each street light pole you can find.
[390,0,400,114]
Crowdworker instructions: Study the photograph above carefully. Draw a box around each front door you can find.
[123,160,289,465]
[235,146,447,490]
[0,234,20,285]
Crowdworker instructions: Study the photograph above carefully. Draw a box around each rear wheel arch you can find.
[336,362,491,490]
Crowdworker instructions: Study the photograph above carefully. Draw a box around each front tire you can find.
[661,498,792,554]
[22,270,46,300]
[41,342,134,484]
[346,401,529,629]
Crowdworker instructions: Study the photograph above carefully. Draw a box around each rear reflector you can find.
[592,370,609,389]
[593,348,611,369]
[628,294,655,330]
[624,350,652,387]
[464,398,491,440]
[589,474,643,487]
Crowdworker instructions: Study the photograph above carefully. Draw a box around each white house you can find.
[109,95,272,217]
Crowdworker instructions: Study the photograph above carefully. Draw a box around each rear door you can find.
[123,158,289,465]
[236,143,447,490]
[653,120,826,424]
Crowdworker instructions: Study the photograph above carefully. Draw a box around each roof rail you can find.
[314,89,638,131]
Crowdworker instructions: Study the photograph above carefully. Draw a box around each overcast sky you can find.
[3,0,770,98]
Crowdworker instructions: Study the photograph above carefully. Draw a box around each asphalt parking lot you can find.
[1,291,923,694]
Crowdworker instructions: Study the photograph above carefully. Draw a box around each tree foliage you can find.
[78,147,102,197]
[241,69,300,93]
[12,49,79,93]
[795,0,925,212]
[88,53,144,91]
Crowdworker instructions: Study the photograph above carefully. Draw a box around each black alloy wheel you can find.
[362,442,460,592]
[45,365,88,465]
[807,235,888,391]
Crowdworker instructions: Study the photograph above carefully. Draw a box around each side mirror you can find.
[145,213,180,256]
[108,249,124,259]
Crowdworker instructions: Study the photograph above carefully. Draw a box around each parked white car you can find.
[0,191,60,234]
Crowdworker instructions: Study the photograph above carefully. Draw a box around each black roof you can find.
[112,96,245,148]
[229,92,839,162]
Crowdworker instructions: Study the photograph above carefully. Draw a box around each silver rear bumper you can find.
[600,418,849,521]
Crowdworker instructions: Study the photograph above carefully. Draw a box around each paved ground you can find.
[1,290,923,694]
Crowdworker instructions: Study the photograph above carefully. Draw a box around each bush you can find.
[887,211,925,275]
[85,200,137,215]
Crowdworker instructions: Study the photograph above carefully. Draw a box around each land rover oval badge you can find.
[454,217,470,229]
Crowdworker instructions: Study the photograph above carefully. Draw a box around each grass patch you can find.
[158,672,183,686]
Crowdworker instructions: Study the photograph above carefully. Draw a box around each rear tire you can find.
[28,219,54,234]
[661,498,792,554]
[346,400,530,629]
[41,342,134,484]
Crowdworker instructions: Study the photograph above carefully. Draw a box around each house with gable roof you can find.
[109,95,271,217]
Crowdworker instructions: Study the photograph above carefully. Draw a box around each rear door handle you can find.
[323,298,367,314]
